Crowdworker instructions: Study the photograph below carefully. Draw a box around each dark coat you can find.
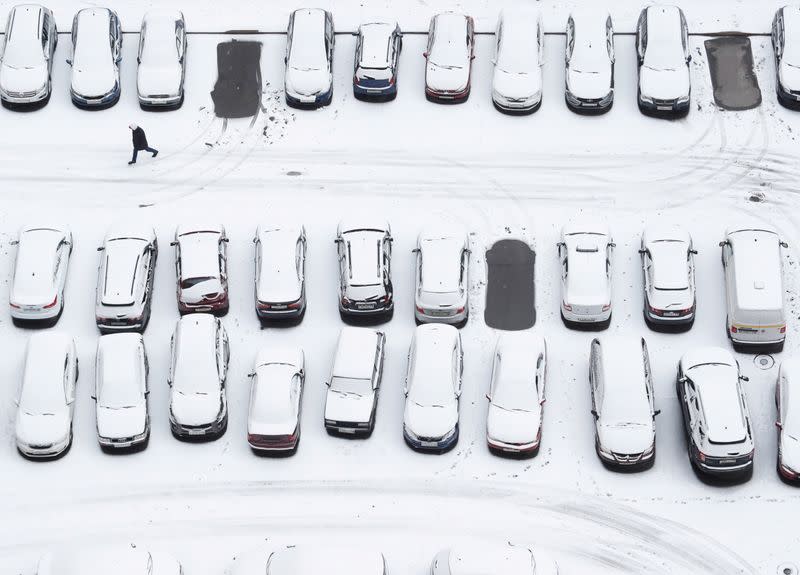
[132,127,148,150]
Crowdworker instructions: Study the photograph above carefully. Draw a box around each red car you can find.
[424,13,475,103]
[172,224,229,315]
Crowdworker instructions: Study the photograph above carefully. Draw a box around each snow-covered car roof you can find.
[782,5,800,57]
[100,236,150,307]
[141,9,183,58]
[418,229,466,294]
[569,7,612,65]
[724,227,784,312]
[251,346,304,425]
[256,224,304,303]
[358,22,397,69]
[12,226,68,301]
[73,8,115,62]
[96,333,146,408]
[593,337,652,426]
[643,227,692,291]
[105,224,156,243]
[779,357,800,437]
[332,326,381,381]
[492,333,546,413]
[19,332,73,412]
[642,5,686,69]
[429,12,471,66]
[339,223,389,286]
[496,9,541,73]
[288,8,329,70]
[684,356,748,444]
[408,324,459,405]
[338,219,390,236]
[266,546,385,575]
[172,314,221,393]
[2,4,46,67]
[438,543,554,575]
[642,224,691,245]
[562,225,611,303]
[37,547,181,575]
[176,225,224,281]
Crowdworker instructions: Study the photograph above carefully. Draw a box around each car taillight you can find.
[287,301,301,309]
[456,306,465,314]
[388,76,395,86]
[731,326,738,333]
[43,295,58,309]
[648,303,663,316]
[380,295,389,303]
[9,302,20,309]
[698,450,706,462]
[602,304,611,312]
[341,297,351,306]
[780,325,787,334]
[562,303,572,311]
[416,305,424,313]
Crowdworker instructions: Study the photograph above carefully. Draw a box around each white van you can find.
[720,227,787,352]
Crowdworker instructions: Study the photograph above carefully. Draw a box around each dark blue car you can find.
[353,22,402,101]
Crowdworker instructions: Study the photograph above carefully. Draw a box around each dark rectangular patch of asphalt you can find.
[705,36,761,111]
[211,40,262,119]
[484,239,536,331]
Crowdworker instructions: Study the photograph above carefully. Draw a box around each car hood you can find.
[639,65,690,100]
[567,66,613,99]
[782,433,800,473]
[137,63,182,97]
[597,422,654,455]
[404,400,458,438]
[171,390,221,426]
[492,68,542,100]
[181,278,224,305]
[780,62,800,92]
[72,65,117,97]
[426,63,470,92]
[0,63,47,93]
[97,404,147,439]
[325,389,375,423]
[15,410,70,446]
[286,67,330,96]
[487,405,540,444]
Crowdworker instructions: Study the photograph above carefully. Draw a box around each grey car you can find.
[0,4,57,106]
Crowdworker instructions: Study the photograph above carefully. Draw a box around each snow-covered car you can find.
[677,347,754,480]
[431,543,558,575]
[172,223,229,315]
[565,8,615,113]
[336,220,394,320]
[414,228,470,326]
[403,324,463,453]
[168,313,229,440]
[68,7,122,108]
[491,8,543,114]
[589,337,659,470]
[640,225,696,328]
[636,5,691,116]
[486,334,547,457]
[284,8,334,108]
[137,9,187,109]
[93,333,149,451]
[95,225,158,333]
[9,225,72,326]
[773,5,800,109]
[324,327,386,437]
[776,358,800,483]
[0,4,57,106]
[15,332,77,460]
[247,346,305,453]
[424,12,475,103]
[37,546,182,575]
[254,224,306,321]
[720,226,787,352]
[558,223,614,328]
[353,22,402,101]
[265,546,387,575]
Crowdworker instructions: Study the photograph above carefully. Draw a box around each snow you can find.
[595,337,652,427]
[439,543,558,575]
[332,327,380,381]
[3,7,800,575]
[171,314,220,393]
[10,227,65,304]
[255,225,304,304]
[686,360,748,444]
[418,233,464,294]
[358,22,395,69]
[726,227,784,312]
[261,545,386,575]
[71,9,117,96]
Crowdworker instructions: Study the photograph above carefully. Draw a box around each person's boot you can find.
[128,160,136,165]
[152,150,158,158]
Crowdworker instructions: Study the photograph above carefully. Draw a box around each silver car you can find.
[254,224,306,322]
[640,225,696,329]
[565,8,615,113]
[137,9,187,108]
[414,228,469,326]
[0,4,57,106]
[9,225,72,326]
[336,220,393,320]
[492,8,544,114]
[68,7,122,108]
[95,225,158,333]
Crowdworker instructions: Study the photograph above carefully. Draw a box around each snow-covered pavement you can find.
[0,12,799,575]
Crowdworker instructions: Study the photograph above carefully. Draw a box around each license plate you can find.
[367,89,382,93]
[338,428,356,435]
[584,103,597,107]
[115,442,132,449]
[357,303,375,310]
[421,440,439,448]
[271,304,287,310]
[187,428,206,436]
[657,105,672,111]
[663,311,679,317]
[720,459,735,465]
[429,310,451,317]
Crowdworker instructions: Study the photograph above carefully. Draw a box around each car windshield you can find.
[181,276,215,289]
[330,376,370,396]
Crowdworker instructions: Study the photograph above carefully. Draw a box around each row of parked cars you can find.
[34,542,559,575]
[5,4,800,113]
[8,222,788,353]
[12,319,800,484]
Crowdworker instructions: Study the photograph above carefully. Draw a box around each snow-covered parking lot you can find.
[1,1,800,574]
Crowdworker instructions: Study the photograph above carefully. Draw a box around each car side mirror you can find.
[66,58,72,66]
[740,375,750,382]
[471,54,476,60]
[90,394,97,401]
[718,241,726,247]
[687,54,692,63]
[638,249,645,254]
[608,242,616,248]
[485,393,491,401]
[678,376,687,384]
[411,248,419,253]
[144,390,150,397]
[324,380,331,387]
[167,378,172,387]
[653,409,661,416]
[137,56,141,64]
[298,369,305,379]
[781,241,789,248]
[590,409,599,419]
[248,372,256,378]
[170,241,177,247]
[690,249,698,255]
[423,51,428,58]
[776,421,783,429]
[539,397,546,406]
[9,240,18,246]
[97,246,104,252]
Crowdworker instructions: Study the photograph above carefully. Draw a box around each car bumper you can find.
[171,413,227,439]
[98,428,149,449]
[565,90,614,113]
[97,315,146,333]
[638,95,690,115]
[340,301,394,316]
[139,93,183,107]
[778,460,800,482]
[71,86,121,108]
[179,298,229,315]
[354,83,397,99]
[256,300,305,319]
[286,87,332,109]
[10,302,61,321]
[0,84,49,104]
[646,309,695,325]
[248,436,298,452]
[729,331,785,350]
[17,434,71,459]
[492,91,541,113]
[403,426,458,453]
[597,446,655,470]
[561,306,611,324]
[426,85,470,103]
[415,306,467,325]
[487,436,540,455]
[694,457,753,477]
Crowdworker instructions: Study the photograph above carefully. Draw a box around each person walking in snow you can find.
[128,124,158,165]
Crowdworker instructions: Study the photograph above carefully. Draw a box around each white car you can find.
[9,225,72,326]
[431,543,558,575]
[491,9,543,114]
[254,224,306,321]
[68,7,122,108]
[589,337,659,470]
[776,358,800,483]
[565,8,615,113]
[414,228,470,326]
[264,546,386,575]
[403,324,463,453]
[93,333,149,451]
[168,313,230,440]
[336,220,394,319]
[37,546,182,575]
[640,225,696,328]
[247,346,305,453]
[636,5,691,116]
[486,334,547,457]
[424,12,475,103]
[0,4,57,106]
[284,8,334,108]
[95,225,158,333]
[137,9,187,108]
[773,5,800,108]
[558,223,614,328]
[324,327,386,437]
[172,223,229,315]
[15,333,78,459]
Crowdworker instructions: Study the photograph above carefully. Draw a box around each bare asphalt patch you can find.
[211,40,263,119]
[484,239,536,331]
[705,36,762,111]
